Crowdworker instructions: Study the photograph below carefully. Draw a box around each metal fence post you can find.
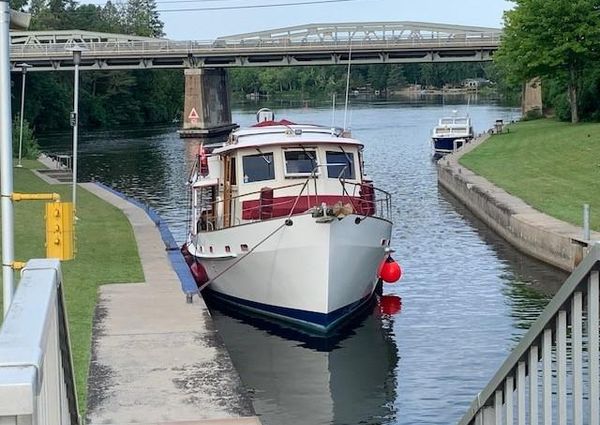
[0,0,15,316]
[583,204,591,240]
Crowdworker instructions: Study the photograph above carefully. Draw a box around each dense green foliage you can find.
[460,120,600,230]
[12,0,506,134]
[11,0,184,132]
[0,162,144,414]
[496,0,600,122]
[12,115,40,159]
[230,62,497,99]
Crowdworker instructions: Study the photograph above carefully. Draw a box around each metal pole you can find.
[71,50,81,216]
[0,0,15,316]
[584,204,590,240]
[343,44,352,131]
[17,64,28,167]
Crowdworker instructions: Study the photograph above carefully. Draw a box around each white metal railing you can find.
[9,33,501,59]
[0,259,79,425]
[458,243,600,425]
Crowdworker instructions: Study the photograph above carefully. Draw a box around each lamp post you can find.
[68,46,85,216]
[1,0,15,316]
[16,62,31,168]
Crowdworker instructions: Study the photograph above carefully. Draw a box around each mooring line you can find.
[196,218,293,292]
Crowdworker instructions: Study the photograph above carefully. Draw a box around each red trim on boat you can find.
[241,194,375,220]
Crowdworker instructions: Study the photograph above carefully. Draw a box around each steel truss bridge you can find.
[9,22,502,72]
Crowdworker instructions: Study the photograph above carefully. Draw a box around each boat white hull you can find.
[187,213,393,332]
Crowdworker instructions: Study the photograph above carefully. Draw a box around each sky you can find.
[154,0,514,40]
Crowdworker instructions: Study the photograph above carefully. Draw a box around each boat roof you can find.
[213,123,363,155]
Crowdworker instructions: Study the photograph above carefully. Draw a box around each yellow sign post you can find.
[10,192,75,261]
[45,202,74,261]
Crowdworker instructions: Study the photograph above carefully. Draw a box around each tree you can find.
[495,0,600,123]
[10,0,28,11]
[12,116,40,160]
[123,0,164,37]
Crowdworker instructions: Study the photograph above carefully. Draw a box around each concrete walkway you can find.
[82,183,260,425]
[438,136,600,271]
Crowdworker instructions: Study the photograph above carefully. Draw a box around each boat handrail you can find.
[195,165,392,232]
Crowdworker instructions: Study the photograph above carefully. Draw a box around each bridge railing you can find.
[9,31,501,58]
[458,243,600,425]
[0,259,79,425]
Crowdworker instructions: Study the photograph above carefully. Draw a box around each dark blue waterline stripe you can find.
[208,289,372,329]
[92,182,198,296]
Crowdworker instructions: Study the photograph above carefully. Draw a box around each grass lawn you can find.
[460,119,600,231]
[0,160,144,414]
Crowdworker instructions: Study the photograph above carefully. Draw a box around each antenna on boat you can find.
[343,43,352,131]
[466,93,471,115]
[331,92,336,129]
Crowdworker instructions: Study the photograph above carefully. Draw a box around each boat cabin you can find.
[433,115,473,139]
[191,122,378,233]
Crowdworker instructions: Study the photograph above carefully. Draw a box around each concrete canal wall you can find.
[437,136,600,272]
[81,183,260,425]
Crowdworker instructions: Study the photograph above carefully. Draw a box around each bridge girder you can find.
[217,21,501,43]
[8,22,501,72]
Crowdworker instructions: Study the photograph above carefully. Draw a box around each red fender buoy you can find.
[180,244,194,267]
[190,261,209,287]
[198,146,209,177]
[378,255,402,283]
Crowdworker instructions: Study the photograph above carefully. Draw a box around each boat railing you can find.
[343,180,392,221]
[196,167,392,232]
[199,181,307,231]
[457,243,600,425]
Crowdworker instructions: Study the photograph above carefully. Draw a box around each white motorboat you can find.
[182,109,399,332]
[431,112,474,157]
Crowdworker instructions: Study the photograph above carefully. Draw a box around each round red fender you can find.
[378,255,402,283]
[180,244,194,267]
[190,261,209,287]
[198,146,209,177]
[379,295,402,315]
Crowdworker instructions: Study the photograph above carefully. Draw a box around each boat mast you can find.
[343,44,352,131]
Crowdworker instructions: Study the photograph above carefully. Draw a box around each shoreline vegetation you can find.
[459,119,600,232]
[0,161,144,414]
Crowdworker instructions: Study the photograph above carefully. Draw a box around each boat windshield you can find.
[326,151,355,179]
[284,150,317,176]
[242,153,275,183]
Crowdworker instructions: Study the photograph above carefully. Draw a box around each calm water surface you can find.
[39,100,567,425]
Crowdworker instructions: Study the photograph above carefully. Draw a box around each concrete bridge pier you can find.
[522,78,543,118]
[179,68,238,139]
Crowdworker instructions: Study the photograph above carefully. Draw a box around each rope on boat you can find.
[196,218,293,292]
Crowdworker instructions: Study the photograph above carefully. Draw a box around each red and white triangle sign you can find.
[188,107,199,120]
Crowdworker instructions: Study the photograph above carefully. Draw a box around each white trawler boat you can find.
[431,112,474,157]
[182,109,400,332]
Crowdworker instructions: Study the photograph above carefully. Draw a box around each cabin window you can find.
[326,151,355,179]
[284,150,317,176]
[242,153,275,183]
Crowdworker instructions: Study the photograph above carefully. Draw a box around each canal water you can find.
[39,98,567,424]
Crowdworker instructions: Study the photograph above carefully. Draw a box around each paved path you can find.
[82,183,260,425]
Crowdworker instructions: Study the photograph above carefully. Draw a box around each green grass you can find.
[0,160,144,414]
[460,119,600,231]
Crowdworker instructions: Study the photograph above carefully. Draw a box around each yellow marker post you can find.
[12,192,61,202]
[45,202,74,260]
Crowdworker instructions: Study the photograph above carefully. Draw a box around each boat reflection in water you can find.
[205,295,401,425]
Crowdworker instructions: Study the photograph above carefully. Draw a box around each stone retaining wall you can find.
[437,136,598,272]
